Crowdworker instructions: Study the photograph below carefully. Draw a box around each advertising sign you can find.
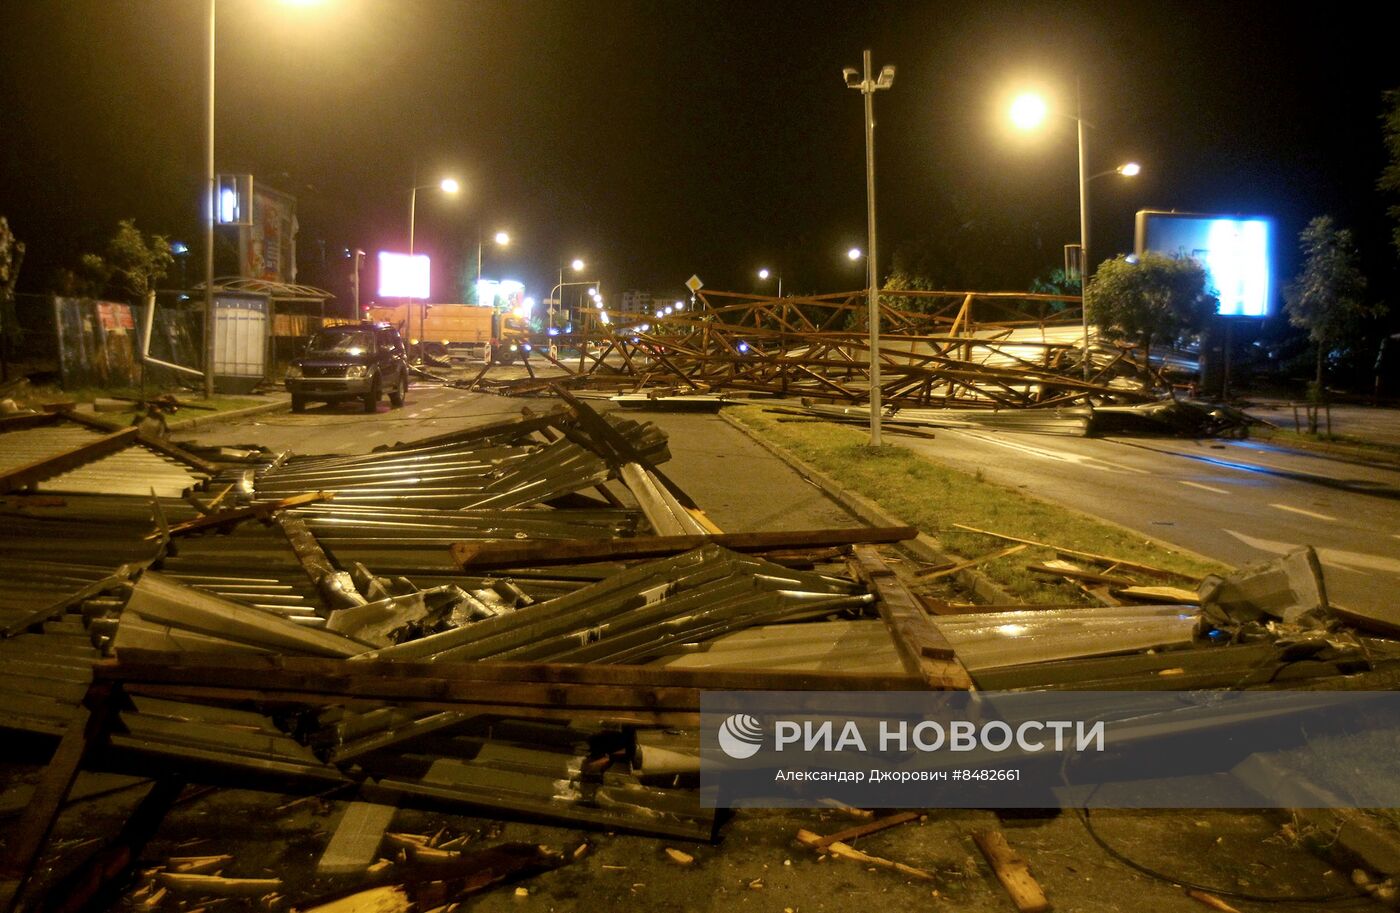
[1135,210,1271,317]
[379,252,431,299]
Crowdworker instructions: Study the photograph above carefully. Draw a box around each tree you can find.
[1283,215,1380,392]
[1084,253,1218,374]
[0,216,25,379]
[78,219,175,303]
[1380,88,1400,258]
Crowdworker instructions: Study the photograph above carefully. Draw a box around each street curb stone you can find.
[718,409,1015,605]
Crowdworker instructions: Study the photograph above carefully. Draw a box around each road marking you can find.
[1223,530,1400,575]
[1180,480,1230,495]
[1270,503,1337,522]
[953,431,1150,475]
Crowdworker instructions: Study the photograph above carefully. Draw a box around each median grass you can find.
[729,405,1229,603]
[6,383,268,426]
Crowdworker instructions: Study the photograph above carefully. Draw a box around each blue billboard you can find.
[1135,210,1272,317]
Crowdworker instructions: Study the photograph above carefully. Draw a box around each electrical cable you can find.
[1056,693,1371,905]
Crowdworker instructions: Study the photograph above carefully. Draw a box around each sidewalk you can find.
[1243,397,1400,448]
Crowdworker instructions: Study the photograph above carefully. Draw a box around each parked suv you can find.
[285,322,410,413]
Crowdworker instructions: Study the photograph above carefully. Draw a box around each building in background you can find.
[619,289,653,316]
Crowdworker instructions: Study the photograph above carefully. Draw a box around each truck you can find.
[364,303,528,363]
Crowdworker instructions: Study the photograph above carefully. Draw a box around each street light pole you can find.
[844,50,895,447]
[1076,80,1091,381]
[203,0,216,399]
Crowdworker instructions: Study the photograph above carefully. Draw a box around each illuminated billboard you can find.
[477,278,526,311]
[378,252,430,299]
[1135,211,1271,317]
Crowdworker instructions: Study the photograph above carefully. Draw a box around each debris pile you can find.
[1,395,1397,911]
[471,289,1192,411]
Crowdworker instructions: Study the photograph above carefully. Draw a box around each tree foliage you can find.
[1,216,25,364]
[1283,215,1380,388]
[1084,253,1218,364]
[78,219,174,303]
[1380,88,1400,258]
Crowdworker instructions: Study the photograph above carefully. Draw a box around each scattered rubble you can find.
[0,391,1396,911]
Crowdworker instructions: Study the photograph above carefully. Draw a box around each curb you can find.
[164,398,289,432]
[718,409,1015,605]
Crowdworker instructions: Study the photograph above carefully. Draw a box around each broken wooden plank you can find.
[317,801,399,876]
[851,546,973,691]
[952,524,1187,581]
[915,544,1027,581]
[809,811,921,849]
[795,828,933,880]
[1114,585,1201,605]
[972,829,1051,913]
[1027,561,1136,587]
[147,491,334,540]
[449,526,917,569]
[0,684,114,913]
[156,873,283,896]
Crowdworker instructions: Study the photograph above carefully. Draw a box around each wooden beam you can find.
[972,829,1051,913]
[449,526,918,570]
[851,546,973,691]
[0,683,114,913]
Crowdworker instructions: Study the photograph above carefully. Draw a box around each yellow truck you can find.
[364,303,528,363]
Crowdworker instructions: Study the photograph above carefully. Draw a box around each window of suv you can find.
[307,329,373,355]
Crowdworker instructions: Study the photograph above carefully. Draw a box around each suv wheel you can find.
[389,374,407,408]
[363,378,380,413]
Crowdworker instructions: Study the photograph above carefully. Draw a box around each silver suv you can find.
[285,322,410,413]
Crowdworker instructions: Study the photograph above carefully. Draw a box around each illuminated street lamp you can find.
[409,177,459,255]
[1009,87,1139,379]
[202,0,324,398]
[757,267,783,298]
[405,177,459,357]
[475,229,510,303]
[847,247,863,261]
[844,50,895,447]
[550,258,596,341]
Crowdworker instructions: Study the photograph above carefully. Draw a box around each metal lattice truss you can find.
[523,289,1159,409]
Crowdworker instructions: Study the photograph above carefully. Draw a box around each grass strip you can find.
[729,405,1228,604]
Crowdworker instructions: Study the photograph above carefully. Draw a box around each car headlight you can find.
[285,365,303,379]
[345,365,369,379]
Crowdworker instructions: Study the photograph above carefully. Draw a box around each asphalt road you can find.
[177,383,859,534]
[181,382,1400,622]
[898,428,1400,624]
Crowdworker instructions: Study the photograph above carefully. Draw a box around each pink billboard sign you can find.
[378,252,430,299]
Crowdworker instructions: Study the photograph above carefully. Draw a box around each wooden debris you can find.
[795,829,934,881]
[156,873,284,896]
[914,545,1027,581]
[170,855,234,874]
[1115,585,1202,605]
[318,801,398,875]
[952,524,1186,581]
[851,546,973,690]
[808,811,921,849]
[972,830,1050,913]
[147,491,334,540]
[664,848,694,866]
[449,526,918,570]
[1186,889,1241,912]
[1027,560,1135,587]
[295,884,410,913]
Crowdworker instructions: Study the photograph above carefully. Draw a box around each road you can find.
[897,428,1400,624]
[182,384,1400,623]
[177,384,858,534]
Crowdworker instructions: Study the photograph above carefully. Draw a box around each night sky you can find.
[2,0,1398,313]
